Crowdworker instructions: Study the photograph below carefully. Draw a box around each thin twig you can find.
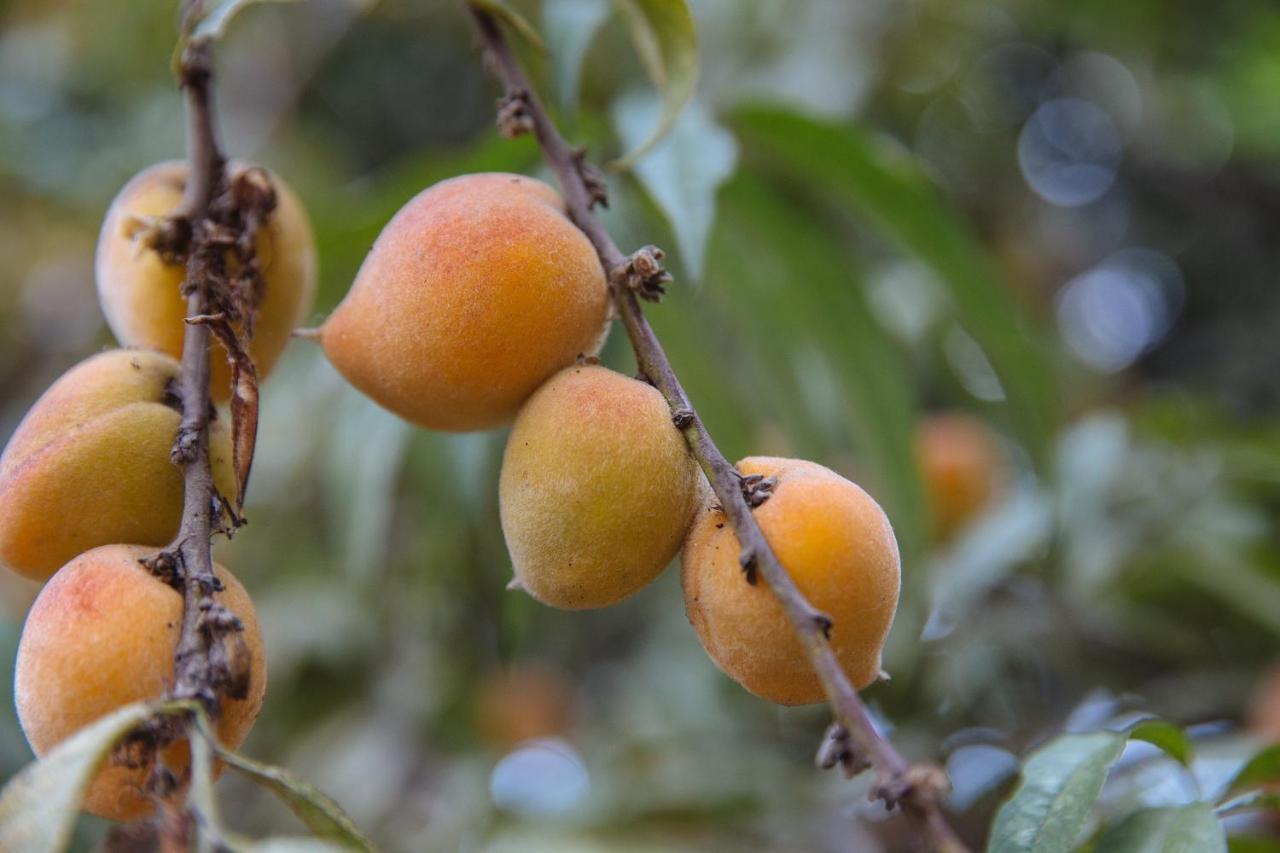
[467,7,967,851]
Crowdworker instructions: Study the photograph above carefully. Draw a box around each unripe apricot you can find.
[96,161,317,401]
[15,544,266,821]
[915,412,1005,540]
[321,173,609,431]
[0,350,235,581]
[682,457,901,705]
[499,365,701,608]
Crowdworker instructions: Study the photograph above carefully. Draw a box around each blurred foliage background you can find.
[2,0,1280,850]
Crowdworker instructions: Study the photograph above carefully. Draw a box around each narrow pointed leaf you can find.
[610,0,698,169]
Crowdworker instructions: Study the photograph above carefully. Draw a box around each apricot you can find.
[1248,663,1280,743]
[474,661,576,749]
[96,160,317,401]
[499,365,701,608]
[14,544,266,821]
[0,349,235,581]
[681,457,901,705]
[915,412,1005,540]
[320,173,609,431]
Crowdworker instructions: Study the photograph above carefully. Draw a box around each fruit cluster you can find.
[1,161,312,819]
[2,168,914,820]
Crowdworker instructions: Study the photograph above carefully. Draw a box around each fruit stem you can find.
[468,6,969,851]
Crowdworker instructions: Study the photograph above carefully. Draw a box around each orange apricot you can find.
[499,365,701,608]
[915,412,1005,540]
[320,173,609,431]
[682,457,901,705]
[474,661,576,749]
[0,350,236,581]
[95,161,316,401]
[14,544,266,821]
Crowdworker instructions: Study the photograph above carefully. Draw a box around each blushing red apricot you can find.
[682,457,901,705]
[95,160,316,401]
[14,544,266,821]
[0,350,235,581]
[499,365,701,608]
[321,173,609,431]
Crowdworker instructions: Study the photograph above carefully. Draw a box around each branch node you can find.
[740,473,776,508]
[139,551,184,593]
[876,764,952,812]
[813,611,834,640]
[496,88,534,138]
[572,147,609,209]
[612,245,672,302]
[816,722,870,778]
[672,408,695,430]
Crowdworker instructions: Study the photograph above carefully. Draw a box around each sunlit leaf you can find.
[1223,744,1280,798]
[1127,719,1194,768]
[544,0,611,111]
[610,0,698,170]
[735,105,1057,459]
[0,701,192,853]
[989,731,1127,853]
[614,93,737,278]
[1095,804,1226,853]
[199,717,374,852]
[470,0,546,52]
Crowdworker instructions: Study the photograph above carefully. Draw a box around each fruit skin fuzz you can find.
[500,364,703,609]
[14,544,266,821]
[321,173,610,432]
[0,349,235,582]
[95,160,317,402]
[682,457,901,705]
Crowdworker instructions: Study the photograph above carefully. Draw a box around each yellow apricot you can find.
[95,160,317,401]
[682,457,901,705]
[499,365,700,608]
[474,661,576,749]
[915,412,1005,540]
[14,544,266,821]
[321,173,609,431]
[0,350,235,581]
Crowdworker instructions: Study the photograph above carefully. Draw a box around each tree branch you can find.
[467,7,968,851]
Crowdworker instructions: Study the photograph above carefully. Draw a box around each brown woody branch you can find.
[468,7,968,852]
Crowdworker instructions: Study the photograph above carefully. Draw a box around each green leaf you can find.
[708,175,927,565]
[173,0,297,72]
[470,0,546,52]
[988,731,1127,853]
[1095,804,1226,853]
[1223,744,1280,798]
[734,105,1057,460]
[0,700,191,853]
[610,0,699,170]
[543,0,611,111]
[614,93,737,278]
[1127,720,1194,768]
[1228,837,1280,853]
[235,839,354,853]
[199,718,374,852]
[1217,789,1280,817]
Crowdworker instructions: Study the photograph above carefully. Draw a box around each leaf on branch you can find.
[988,731,1127,853]
[1222,743,1280,799]
[1125,718,1194,768]
[1094,804,1226,853]
[734,106,1057,461]
[610,0,699,171]
[201,317,259,512]
[613,92,737,279]
[1217,789,1280,818]
[0,700,194,853]
[196,717,374,852]
[174,0,299,72]
[470,0,546,52]
[543,0,611,112]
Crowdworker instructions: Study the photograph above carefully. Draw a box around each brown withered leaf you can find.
[202,317,259,512]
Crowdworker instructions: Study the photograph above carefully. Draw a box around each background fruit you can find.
[14,544,266,821]
[95,160,317,401]
[914,412,1006,541]
[499,365,701,608]
[682,457,901,705]
[0,349,236,581]
[321,173,609,431]
[474,661,576,749]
